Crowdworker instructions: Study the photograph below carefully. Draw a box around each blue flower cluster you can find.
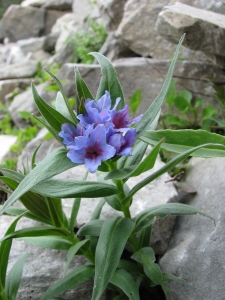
[59,91,142,173]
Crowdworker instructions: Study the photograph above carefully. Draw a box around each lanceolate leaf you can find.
[140,129,225,157]
[135,34,185,137]
[44,68,78,124]
[110,268,140,300]
[74,67,94,105]
[89,52,125,109]
[33,115,61,142]
[77,220,104,237]
[32,83,74,132]
[40,264,95,300]
[92,217,135,300]
[5,253,27,300]
[22,236,73,250]
[0,147,76,215]
[55,92,74,122]
[134,203,214,233]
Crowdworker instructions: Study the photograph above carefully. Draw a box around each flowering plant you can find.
[1,35,225,300]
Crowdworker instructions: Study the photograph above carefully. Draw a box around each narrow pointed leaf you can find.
[135,34,185,137]
[77,220,104,237]
[92,217,135,300]
[0,214,25,288]
[5,253,27,300]
[110,269,140,300]
[75,66,94,101]
[33,115,61,142]
[0,147,76,215]
[55,91,74,122]
[134,203,214,233]
[131,247,164,286]
[32,83,74,132]
[140,129,225,157]
[31,143,42,169]
[44,68,78,124]
[40,264,95,300]
[89,52,125,109]
[64,240,89,274]
[22,236,73,250]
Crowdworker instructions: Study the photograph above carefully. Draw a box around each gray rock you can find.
[72,0,96,23]
[43,0,73,11]
[43,31,60,52]
[4,44,27,65]
[0,5,45,42]
[99,32,138,61]
[97,0,127,31]
[47,42,74,65]
[0,79,33,105]
[8,82,56,128]
[57,58,225,116]
[160,157,225,300]
[42,9,67,36]
[0,60,38,80]
[0,135,17,164]
[21,0,48,7]
[115,0,208,61]
[17,37,45,54]
[156,2,225,67]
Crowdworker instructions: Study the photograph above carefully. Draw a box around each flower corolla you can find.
[59,91,143,173]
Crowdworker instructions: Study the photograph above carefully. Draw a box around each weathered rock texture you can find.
[0,135,17,163]
[156,2,225,67]
[0,5,45,42]
[0,61,38,80]
[160,157,225,300]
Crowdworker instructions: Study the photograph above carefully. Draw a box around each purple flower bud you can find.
[108,128,137,156]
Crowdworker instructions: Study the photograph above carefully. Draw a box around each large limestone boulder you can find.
[43,0,73,11]
[115,0,208,60]
[97,0,127,31]
[0,60,38,80]
[57,58,225,115]
[72,0,96,23]
[156,2,225,67]
[160,157,225,300]
[0,5,45,42]
[21,0,48,7]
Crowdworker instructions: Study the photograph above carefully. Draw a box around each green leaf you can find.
[110,269,140,300]
[44,68,78,124]
[40,264,95,300]
[0,176,52,224]
[31,143,42,169]
[0,147,76,215]
[165,115,189,127]
[117,260,144,276]
[89,52,125,109]
[113,296,127,300]
[165,79,175,106]
[202,105,217,120]
[55,92,74,122]
[174,95,191,113]
[104,195,122,211]
[33,115,61,142]
[64,240,90,274]
[105,139,163,180]
[32,83,74,132]
[129,89,142,116]
[0,226,70,243]
[135,34,185,137]
[92,217,135,300]
[74,67,94,114]
[0,214,25,289]
[5,253,27,300]
[194,97,204,109]
[21,236,73,250]
[162,272,185,283]
[140,129,225,157]
[132,247,169,293]
[77,220,104,237]
[33,179,119,199]
[134,203,213,233]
